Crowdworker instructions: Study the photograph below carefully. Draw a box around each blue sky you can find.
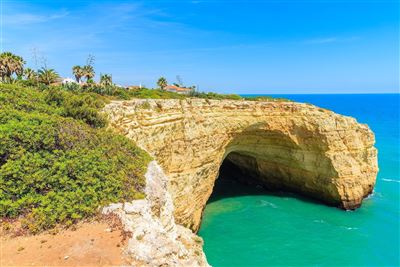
[2,0,399,93]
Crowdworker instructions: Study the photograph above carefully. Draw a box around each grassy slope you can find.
[0,84,151,233]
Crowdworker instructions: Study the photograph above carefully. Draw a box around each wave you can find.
[365,191,384,199]
[342,226,359,230]
[258,200,278,209]
[381,178,400,183]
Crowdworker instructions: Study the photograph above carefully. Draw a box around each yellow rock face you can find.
[104,99,378,232]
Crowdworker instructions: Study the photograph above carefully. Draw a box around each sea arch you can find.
[104,98,378,231]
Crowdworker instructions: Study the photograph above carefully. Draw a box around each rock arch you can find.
[220,125,341,205]
[104,98,378,232]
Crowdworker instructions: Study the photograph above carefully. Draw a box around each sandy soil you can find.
[0,221,128,266]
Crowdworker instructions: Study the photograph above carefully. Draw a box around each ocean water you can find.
[198,94,400,267]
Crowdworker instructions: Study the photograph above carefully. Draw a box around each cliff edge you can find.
[104,99,378,232]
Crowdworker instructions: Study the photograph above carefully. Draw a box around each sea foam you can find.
[382,178,400,183]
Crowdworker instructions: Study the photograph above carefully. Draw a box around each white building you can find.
[62,78,77,85]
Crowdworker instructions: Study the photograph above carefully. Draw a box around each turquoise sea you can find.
[198,94,400,267]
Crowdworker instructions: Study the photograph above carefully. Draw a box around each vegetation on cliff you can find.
[0,51,287,233]
[0,84,151,233]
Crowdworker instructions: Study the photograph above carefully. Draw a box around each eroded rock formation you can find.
[104,99,378,232]
[103,161,208,266]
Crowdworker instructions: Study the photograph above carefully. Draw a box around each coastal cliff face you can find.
[103,161,208,266]
[104,99,378,232]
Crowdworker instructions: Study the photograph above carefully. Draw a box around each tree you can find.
[0,52,25,82]
[0,58,8,82]
[38,68,60,85]
[100,73,112,86]
[72,65,84,83]
[157,77,167,90]
[23,68,37,80]
[83,65,95,83]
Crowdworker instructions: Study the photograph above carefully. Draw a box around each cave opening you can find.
[206,151,321,206]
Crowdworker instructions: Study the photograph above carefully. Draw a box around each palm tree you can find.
[72,65,84,83]
[0,52,14,81]
[157,77,167,90]
[0,52,25,82]
[0,58,8,82]
[38,68,60,85]
[23,68,37,80]
[83,65,95,83]
[100,73,112,86]
[11,53,25,79]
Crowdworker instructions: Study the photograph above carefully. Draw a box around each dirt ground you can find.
[0,220,128,266]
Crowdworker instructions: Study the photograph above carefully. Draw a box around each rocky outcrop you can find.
[104,99,378,232]
[103,161,208,266]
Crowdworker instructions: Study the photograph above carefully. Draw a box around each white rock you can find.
[102,161,209,267]
[102,203,123,214]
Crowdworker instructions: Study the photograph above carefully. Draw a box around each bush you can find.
[62,82,81,92]
[189,90,242,100]
[58,93,108,128]
[0,84,108,128]
[243,95,290,102]
[128,88,186,99]
[57,82,287,102]
[15,79,38,87]
[0,84,151,233]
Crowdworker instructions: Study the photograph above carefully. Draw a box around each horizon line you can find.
[239,92,400,95]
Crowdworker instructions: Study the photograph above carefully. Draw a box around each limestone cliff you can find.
[103,161,208,266]
[104,99,378,232]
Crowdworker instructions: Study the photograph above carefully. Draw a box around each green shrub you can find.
[129,88,186,99]
[62,82,81,92]
[243,95,291,102]
[59,93,108,128]
[129,88,243,100]
[0,84,108,128]
[0,84,151,233]
[15,79,38,87]
[188,90,242,100]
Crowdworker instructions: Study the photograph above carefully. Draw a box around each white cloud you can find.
[4,10,69,26]
[304,36,359,44]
